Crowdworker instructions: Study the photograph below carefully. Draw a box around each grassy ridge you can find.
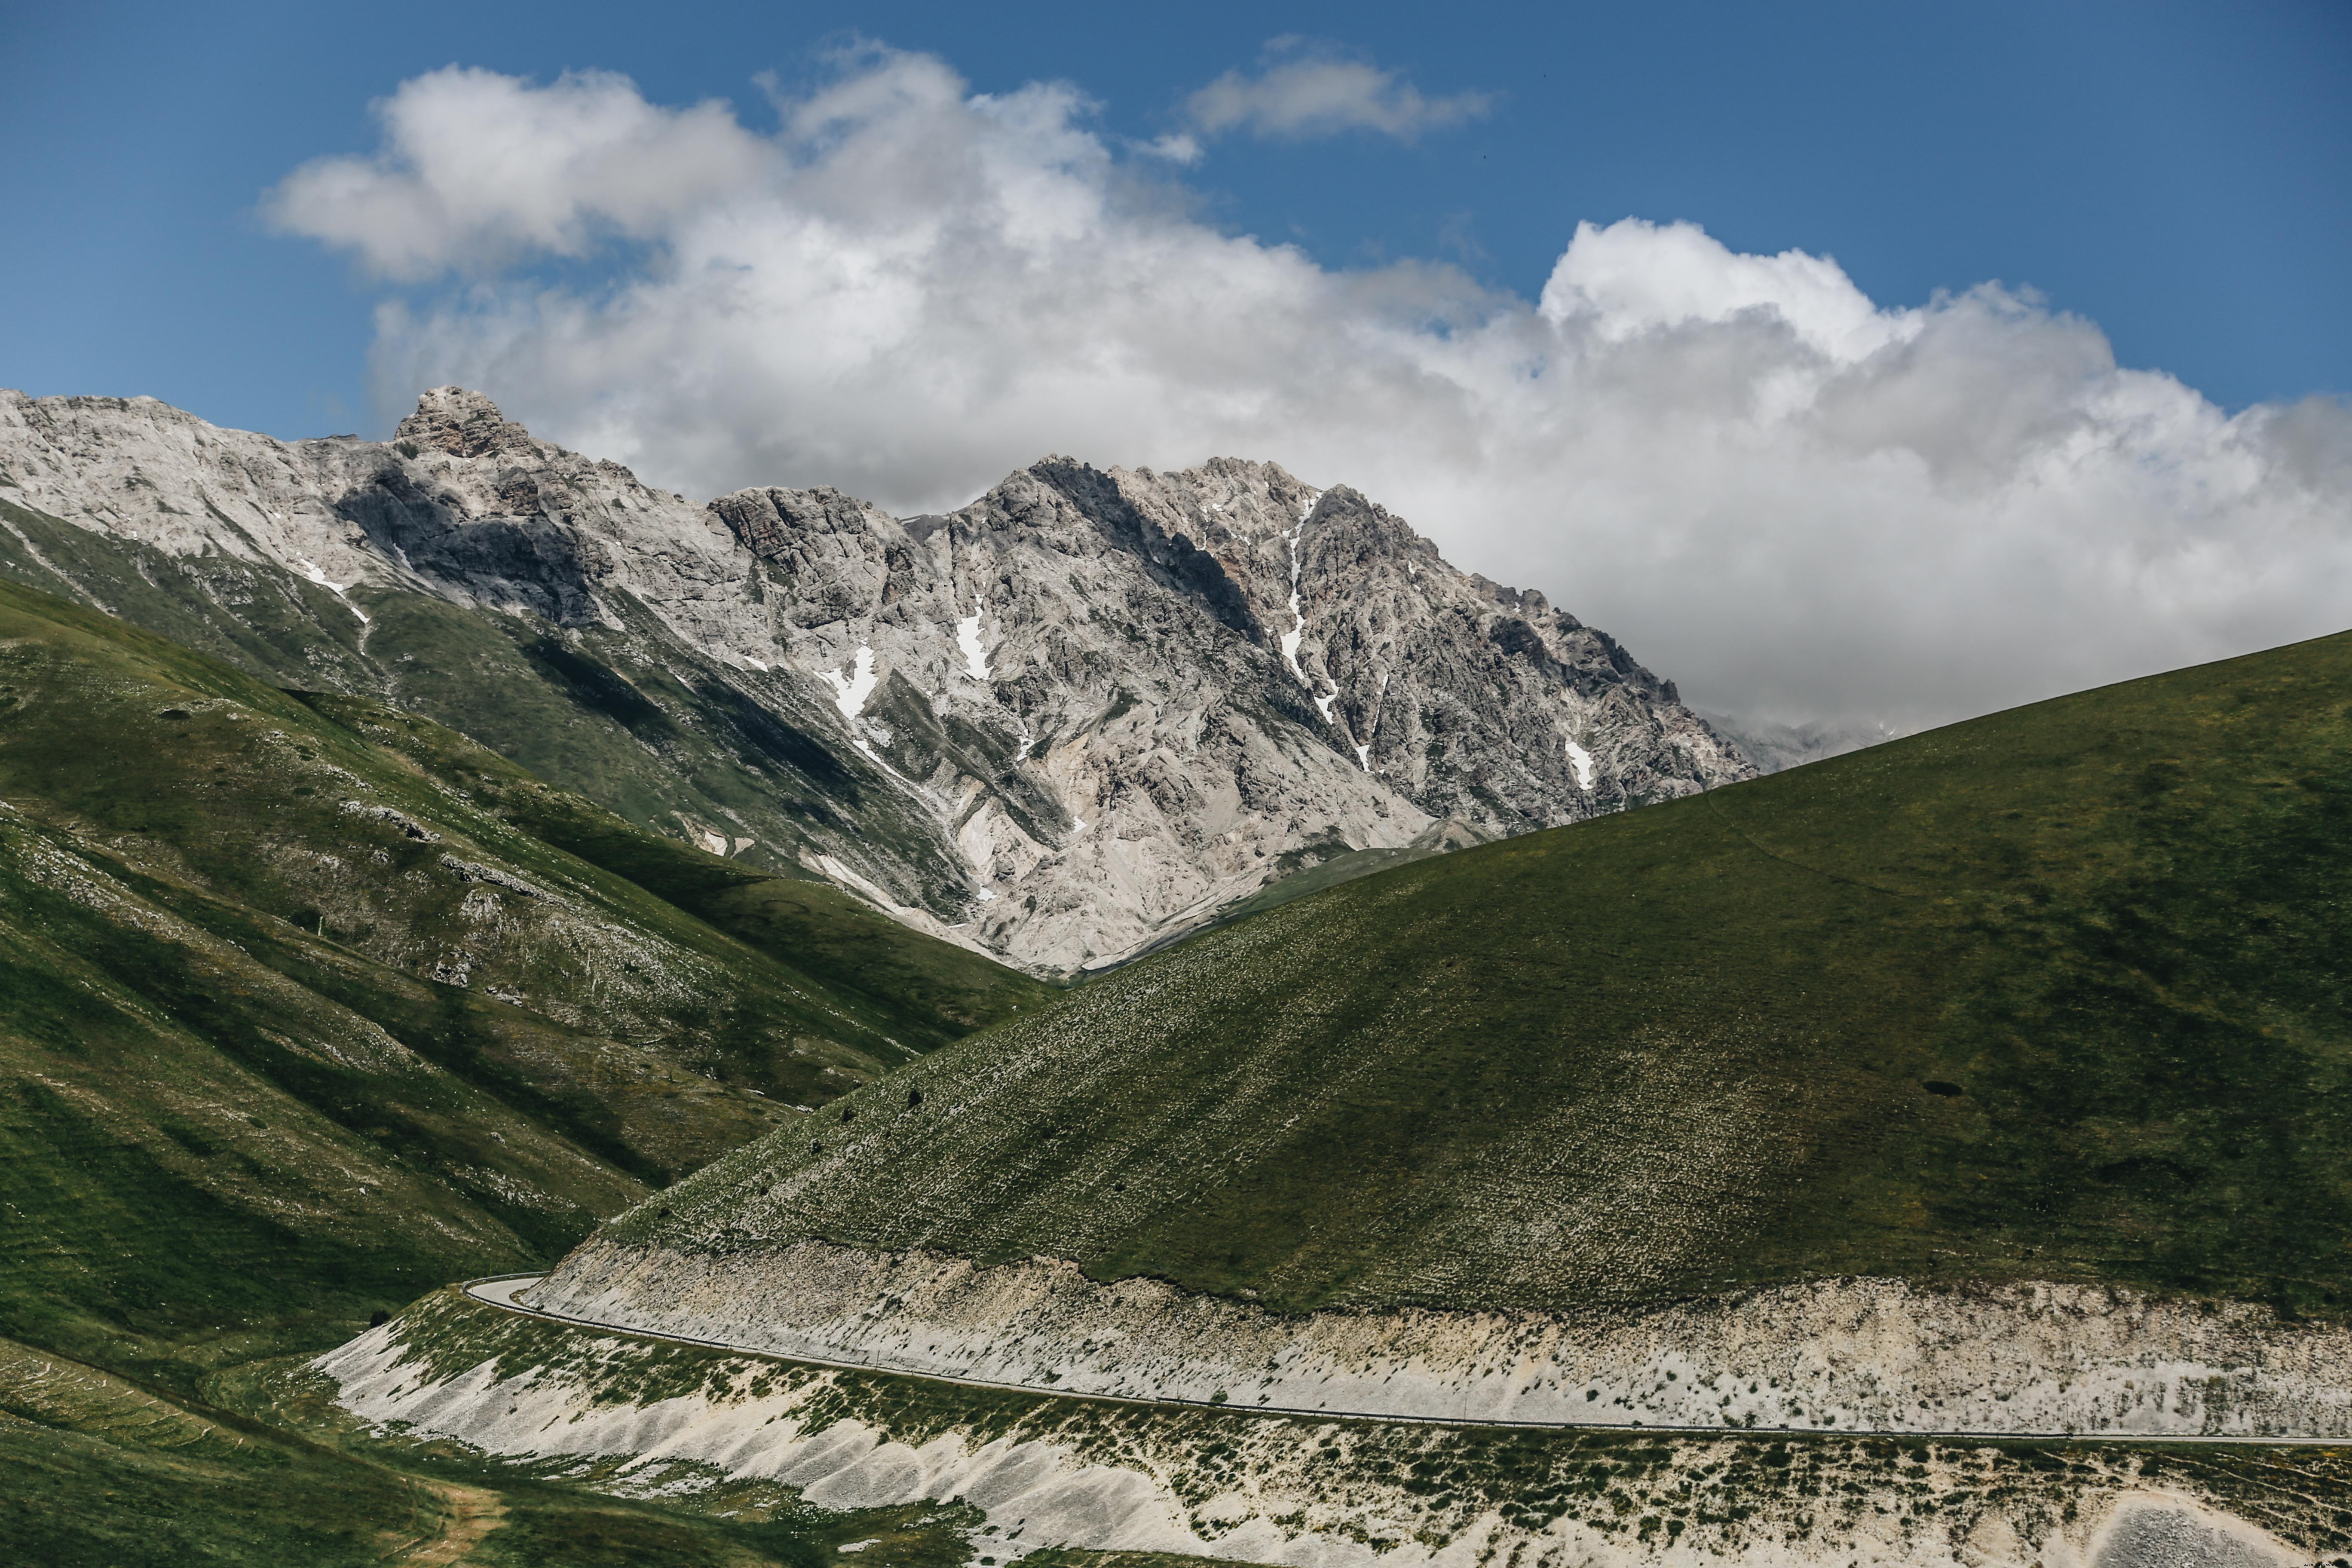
[0,1334,423,1567]
[634,628,2352,1316]
[0,568,1048,1559]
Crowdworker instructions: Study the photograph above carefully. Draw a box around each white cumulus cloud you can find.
[267,66,772,281]
[1183,40,1494,142]
[267,49,2352,733]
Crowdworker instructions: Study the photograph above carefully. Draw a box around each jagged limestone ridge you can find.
[0,387,1749,973]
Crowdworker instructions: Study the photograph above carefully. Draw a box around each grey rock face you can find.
[708,462,1428,970]
[0,387,972,937]
[0,387,1751,974]
[1102,459,1745,824]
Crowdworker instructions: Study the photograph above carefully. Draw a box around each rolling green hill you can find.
[0,576,1044,1390]
[630,627,2352,1318]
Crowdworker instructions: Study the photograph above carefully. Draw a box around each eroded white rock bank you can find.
[319,1288,2336,1568]
[530,1238,2352,1438]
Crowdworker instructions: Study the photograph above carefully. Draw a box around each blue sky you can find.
[4,1,2349,729]
[6,0,2346,438]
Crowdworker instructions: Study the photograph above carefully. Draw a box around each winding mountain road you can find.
[457,1275,2352,1449]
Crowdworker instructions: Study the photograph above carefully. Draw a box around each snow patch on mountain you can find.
[296,556,370,623]
[955,599,990,682]
[823,646,879,719]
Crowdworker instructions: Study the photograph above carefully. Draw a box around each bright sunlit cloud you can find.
[266,48,2352,731]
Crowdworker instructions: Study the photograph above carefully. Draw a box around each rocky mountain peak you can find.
[397,386,531,460]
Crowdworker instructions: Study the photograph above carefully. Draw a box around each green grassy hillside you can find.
[0,576,1042,1389]
[633,628,2352,1317]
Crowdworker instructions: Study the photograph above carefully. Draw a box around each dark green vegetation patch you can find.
[636,628,2352,1317]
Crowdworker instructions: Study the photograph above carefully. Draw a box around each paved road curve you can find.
[457,1274,2352,1449]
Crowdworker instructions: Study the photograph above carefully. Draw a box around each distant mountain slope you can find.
[1696,710,1901,773]
[0,388,1748,972]
[536,626,2352,1424]
[0,577,1041,1385]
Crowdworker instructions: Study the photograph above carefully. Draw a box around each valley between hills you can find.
[1,389,2349,1567]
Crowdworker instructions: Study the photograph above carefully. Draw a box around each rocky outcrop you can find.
[0,388,1751,972]
[707,461,1434,967]
[0,388,979,935]
[527,1237,2352,1439]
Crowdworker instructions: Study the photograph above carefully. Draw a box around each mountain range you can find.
[0,386,1749,974]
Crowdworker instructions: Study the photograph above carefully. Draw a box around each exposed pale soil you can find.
[315,1290,2337,1568]
[527,1240,2352,1441]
